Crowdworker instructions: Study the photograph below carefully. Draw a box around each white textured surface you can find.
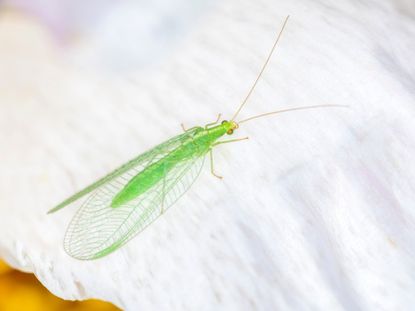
[1,0,415,310]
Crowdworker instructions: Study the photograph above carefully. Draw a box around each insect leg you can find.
[213,137,249,146]
[205,113,222,129]
[209,149,223,179]
[181,124,199,132]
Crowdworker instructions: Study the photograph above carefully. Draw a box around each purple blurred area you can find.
[3,0,115,40]
[1,0,213,72]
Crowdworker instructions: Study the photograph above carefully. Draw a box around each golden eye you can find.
[227,129,234,135]
[221,120,228,124]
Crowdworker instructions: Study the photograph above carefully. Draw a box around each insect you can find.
[48,16,344,260]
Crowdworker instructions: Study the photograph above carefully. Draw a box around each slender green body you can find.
[47,15,296,260]
[111,123,229,207]
[48,121,237,260]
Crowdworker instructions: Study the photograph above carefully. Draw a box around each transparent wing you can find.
[63,140,207,260]
[48,128,202,213]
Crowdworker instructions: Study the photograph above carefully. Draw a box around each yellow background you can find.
[0,260,119,311]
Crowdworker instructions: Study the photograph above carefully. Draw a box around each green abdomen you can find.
[110,144,192,207]
[110,159,172,207]
[110,125,226,208]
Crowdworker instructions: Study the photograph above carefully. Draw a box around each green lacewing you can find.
[48,16,345,260]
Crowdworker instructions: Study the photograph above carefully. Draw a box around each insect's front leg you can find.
[213,137,249,146]
[205,113,222,129]
[209,137,249,179]
[180,124,199,132]
[209,149,223,179]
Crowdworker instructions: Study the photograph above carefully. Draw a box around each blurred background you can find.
[0,0,213,73]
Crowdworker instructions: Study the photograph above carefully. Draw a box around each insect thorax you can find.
[192,124,228,148]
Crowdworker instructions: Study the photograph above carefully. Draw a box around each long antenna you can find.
[231,15,290,121]
[238,104,348,124]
